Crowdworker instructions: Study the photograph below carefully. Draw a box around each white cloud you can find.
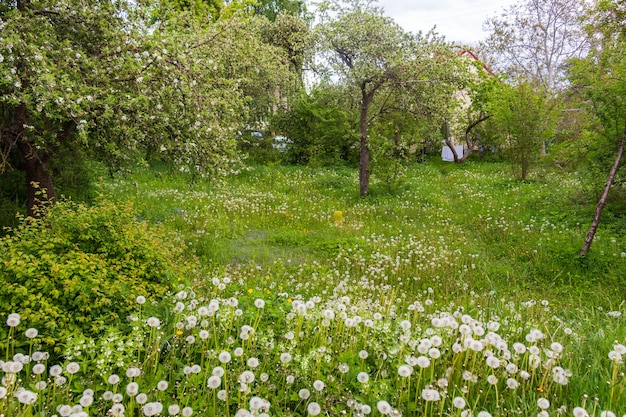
[377,0,519,44]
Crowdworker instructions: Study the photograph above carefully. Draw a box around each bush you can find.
[0,197,190,351]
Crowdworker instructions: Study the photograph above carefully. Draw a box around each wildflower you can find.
[0,387,8,400]
[147,317,161,327]
[359,350,369,359]
[487,375,498,385]
[506,378,519,389]
[551,342,564,353]
[186,335,196,344]
[416,356,431,368]
[218,351,231,363]
[213,366,225,377]
[217,390,227,401]
[207,376,221,389]
[102,391,114,400]
[286,375,295,384]
[32,363,45,374]
[298,389,310,399]
[537,398,550,410]
[421,389,441,401]
[249,396,265,411]
[254,299,265,308]
[506,363,518,374]
[357,372,369,383]
[308,402,322,416]
[25,328,38,338]
[143,401,164,417]
[35,381,47,390]
[6,313,20,327]
[247,357,259,368]
[3,361,23,373]
[109,403,125,416]
[199,330,210,340]
[64,362,79,374]
[182,406,193,416]
[469,340,484,352]
[573,407,589,417]
[240,371,255,383]
[377,401,392,415]
[477,412,492,417]
[126,382,139,396]
[608,350,623,364]
[136,295,146,304]
[280,352,292,363]
[80,395,94,407]
[157,380,169,391]
[313,380,325,391]
[58,405,73,416]
[486,356,500,369]
[169,404,181,415]
[127,367,141,378]
[49,364,63,376]
[452,397,466,409]
[108,374,120,384]
[16,389,37,404]
[397,365,412,377]
[112,393,123,403]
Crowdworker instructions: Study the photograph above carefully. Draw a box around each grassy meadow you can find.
[2,160,626,417]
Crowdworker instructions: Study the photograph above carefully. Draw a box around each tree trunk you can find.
[16,139,57,217]
[580,133,626,256]
[359,87,373,197]
[444,120,460,163]
[460,115,490,163]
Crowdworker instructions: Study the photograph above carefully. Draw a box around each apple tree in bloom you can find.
[0,0,293,214]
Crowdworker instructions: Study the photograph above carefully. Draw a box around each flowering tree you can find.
[315,0,463,196]
[0,0,292,215]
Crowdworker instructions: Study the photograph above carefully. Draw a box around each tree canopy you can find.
[0,0,293,214]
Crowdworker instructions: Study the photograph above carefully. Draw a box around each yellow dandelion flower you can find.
[248,288,253,294]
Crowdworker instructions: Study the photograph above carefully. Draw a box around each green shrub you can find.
[0,197,190,351]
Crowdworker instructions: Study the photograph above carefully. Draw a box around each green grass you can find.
[101,160,625,304]
[2,160,625,417]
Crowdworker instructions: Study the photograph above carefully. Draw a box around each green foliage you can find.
[1,0,294,213]
[237,131,284,165]
[486,80,558,179]
[253,0,307,21]
[273,86,359,166]
[567,0,626,187]
[0,198,189,350]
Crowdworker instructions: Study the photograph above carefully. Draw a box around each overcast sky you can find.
[376,0,520,45]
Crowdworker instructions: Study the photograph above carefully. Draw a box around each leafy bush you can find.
[0,197,190,350]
